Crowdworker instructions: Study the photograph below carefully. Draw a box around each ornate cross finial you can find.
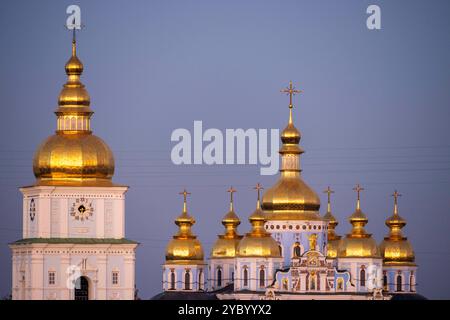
[179,189,191,213]
[227,186,236,211]
[281,81,302,109]
[353,184,364,210]
[254,183,264,209]
[392,190,402,215]
[323,186,335,213]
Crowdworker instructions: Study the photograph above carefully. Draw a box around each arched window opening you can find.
[184,271,190,290]
[360,268,366,287]
[170,271,175,290]
[396,274,402,292]
[243,268,248,287]
[259,268,265,288]
[217,268,222,287]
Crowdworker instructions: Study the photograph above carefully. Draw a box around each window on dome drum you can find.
[259,269,265,288]
[243,268,248,287]
[217,268,222,287]
[232,271,234,282]
[170,271,175,290]
[48,271,55,285]
[198,270,203,290]
[112,271,119,285]
[360,269,366,287]
[184,272,191,290]
[396,275,402,292]
[383,274,388,290]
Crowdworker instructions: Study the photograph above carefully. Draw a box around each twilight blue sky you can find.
[1,0,450,299]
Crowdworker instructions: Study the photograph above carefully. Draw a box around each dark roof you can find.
[10,238,139,245]
[390,293,427,300]
[151,291,218,300]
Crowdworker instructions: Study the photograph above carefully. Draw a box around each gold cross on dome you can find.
[227,186,236,204]
[392,190,402,202]
[281,81,302,109]
[179,189,191,203]
[254,183,264,201]
[323,186,335,203]
[352,184,364,200]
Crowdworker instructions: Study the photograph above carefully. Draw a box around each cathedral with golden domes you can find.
[9,33,138,300]
[156,82,419,300]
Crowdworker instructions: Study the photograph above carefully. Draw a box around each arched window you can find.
[217,268,222,287]
[198,269,203,290]
[360,268,366,287]
[243,268,248,287]
[259,268,265,288]
[232,271,234,282]
[184,271,190,290]
[396,274,402,292]
[293,244,301,257]
[383,274,388,290]
[170,270,175,290]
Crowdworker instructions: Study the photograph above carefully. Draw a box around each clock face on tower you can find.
[70,198,94,221]
[29,199,36,221]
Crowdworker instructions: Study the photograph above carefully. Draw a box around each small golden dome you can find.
[211,187,243,259]
[237,184,282,258]
[262,82,321,221]
[338,185,380,258]
[379,191,415,266]
[32,35,115,186]
[166,190,204,264]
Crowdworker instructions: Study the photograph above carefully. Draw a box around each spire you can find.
[174,189,196,239]
[323,186,341,241]
[56,27,92,133]
[248,183,267,237]
[385,190,407,240]
[347,184,370,238]
[221,187,241,239]
[279,81,304,173]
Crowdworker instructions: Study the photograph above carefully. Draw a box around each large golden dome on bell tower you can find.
[33,33,115,186]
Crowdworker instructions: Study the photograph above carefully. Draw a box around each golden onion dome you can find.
[322,187,341,258]
[237,184,282,258]
[211,187,243,259]
[379,191,415,266]
[262,81,321,221]
[32,35,115,186]
[166,190,204,264]
[33,134,114,186]
[338,185,380,258]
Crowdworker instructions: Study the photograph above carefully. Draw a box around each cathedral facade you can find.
[9,35,138,300]
[157,82,418,300]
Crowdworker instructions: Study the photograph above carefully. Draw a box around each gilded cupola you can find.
[32,31,115,186]
[262,81,321,221]
[338,184,380,258]
[210,187,243,259]
[165,190,204,264]
[322,186,341,258]
[379,191,415,266]
[237,184,282,258]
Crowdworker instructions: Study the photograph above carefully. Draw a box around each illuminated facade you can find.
[9,34,138,300]
[159,82,418,300]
